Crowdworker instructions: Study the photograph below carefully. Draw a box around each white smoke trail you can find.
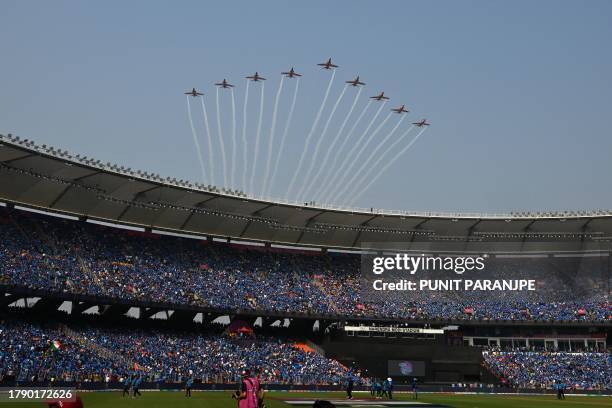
[315,99,372,202]
[348,127,428,206]
[230,88,237,189]
[286,69,336,199]
[241,79,250,192]
[327,111,393,204]
[261,76,285,198]
[306,87,362,200]
[296,84,348,201]
[320,101,386,203]
[334,115,407,202]
[200,97,214,186]
[215,87,228,188]
[186,96,207,183]
[347,124,414,200]
[267,78,299,198]
[249,82,265,195]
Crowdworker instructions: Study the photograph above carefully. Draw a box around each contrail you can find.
[215,87,228,188]
[241,79,250,192]
[303,87,362,201]
[230,88,237,189]
[261,76,285,198]
[334,115,407,202]
[327,111,393,203]
[320,101,386,203]
[186,96,207,183]
[200,97,214,185]
[268,78,299,198]
[348,127,428,206]
[315,98,371,202]
[249,82,265,195]
[286,69,336,199]
[296,84,348,201]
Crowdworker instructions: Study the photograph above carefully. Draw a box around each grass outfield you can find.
[2,391,610,408]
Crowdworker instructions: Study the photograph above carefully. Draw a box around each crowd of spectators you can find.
[0,208,609,321]
[483,351,611,390]
[2,318,609,390]
[0,319,114,383]
[82,326,353,384]
[0,318,354,385]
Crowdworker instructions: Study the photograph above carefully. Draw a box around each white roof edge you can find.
[2,132,612,220]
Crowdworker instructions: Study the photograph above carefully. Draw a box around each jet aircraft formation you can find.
[184,57,429,123]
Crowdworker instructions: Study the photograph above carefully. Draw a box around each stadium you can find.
[0,132,610,407]
[1,2,611,408]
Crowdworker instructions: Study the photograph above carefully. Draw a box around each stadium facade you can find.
[0,133,609,391]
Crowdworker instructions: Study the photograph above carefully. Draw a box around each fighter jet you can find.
[214,79,234,88]
[281,67,302,78]
[370,91,389,101]
[246,72,266,82]
[317,58,338,70]
[184,88,204,97]
[412,119,430,127]
[391,105,410,114]
[345,76,365,87]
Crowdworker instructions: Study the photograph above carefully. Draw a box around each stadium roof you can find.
[2,132,612,250]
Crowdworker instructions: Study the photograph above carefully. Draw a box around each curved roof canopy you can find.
[2,133,612,250]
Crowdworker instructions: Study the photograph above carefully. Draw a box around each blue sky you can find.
[1,0,611,212]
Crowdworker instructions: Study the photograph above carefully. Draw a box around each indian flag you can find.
[50,340,62,351]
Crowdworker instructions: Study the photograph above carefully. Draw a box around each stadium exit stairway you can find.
[311,268,341,315]
[60,324,132,369]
